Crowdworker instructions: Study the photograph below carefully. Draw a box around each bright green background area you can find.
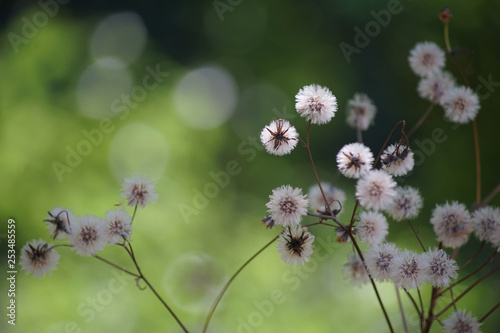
[1,1,499,332]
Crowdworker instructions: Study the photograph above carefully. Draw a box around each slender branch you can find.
[407,103,435,139]
[475,181,500,209]
[131,204,138,222]
[479,302,500,323]
[126,243,189,333]
[202,236,279,333]
[443,21,452,53]
[417,288,424,317]
[94,255,140,278]
[356,128,363,143]
[435,264,500,319]
[348,200,360,229]
[407,220,426,252]
[458,241,485,270]
[395,285,409,333]
[405,289,422,319]
[422,287,439,333]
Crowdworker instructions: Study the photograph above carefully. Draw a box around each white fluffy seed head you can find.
[391,250,429,290]
[105,208,133,245]
[472,206,500,245]
[364,242,400,282]
[408,41,445,77]
[345,93,377,131]
[417,71,456,104]
[121,175,158,208]
[69,215,107,256]
[277,226,315,265]
[386,186,424,221]
[266,185,308,227]
[442,309,482,333]
[380,144,415,176]
[336,142,374,179]
[421,248,458,288]
[356,211,388,246]
[343,253,369,286]
[356,170,397,211]
[441,86,480,124]
[308,182,346,215]
[430,201,473,249]
[260,119,299,156]
[295,84,337,125]
[20,239,60,278]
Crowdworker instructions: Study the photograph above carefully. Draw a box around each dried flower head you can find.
[345,93,377,131]
[44,207,74,240]
[336,142,374,179]
[380,144,415,176]
[356,211,388,246]
[391,250,428,290]
[408,41,446,77]
[122,175,158,208]
[277,226,315,265]
[386,186,424,221]
[261,216,276,229]
[441,86,480,124]
[442,309,482,333]
[105,208,133,245]
[295,84,337,125]
[439,7,452,23]
[422,248,458,287]
[365,243,400,282]
[343,253,369,286]
[430,201,473,248]
[20,239,60,278]
[356,170,397,211]
[417,71,456,104]
[266,185,308,227]
[471,206,500,244]
[308,183,346,215]
[260,119,299,156]
[69,215,107,256]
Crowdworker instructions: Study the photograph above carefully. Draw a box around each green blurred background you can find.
[1,0,499,332]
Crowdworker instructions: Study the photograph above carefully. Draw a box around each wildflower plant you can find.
[22,7,500,333]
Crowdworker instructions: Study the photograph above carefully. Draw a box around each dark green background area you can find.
[1,0,499,332]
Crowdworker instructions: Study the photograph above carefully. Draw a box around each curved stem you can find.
[202,236,279,333]
[475,181,500,210]
[407,103,435,139]
[131,204,138,222]
[444,21,452,53]
[94,255,140,278]
[458,241,484,270]
[472,119,481,204]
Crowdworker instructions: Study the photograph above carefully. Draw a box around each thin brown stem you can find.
[479,302,500,323]
[435,264,500,319]
[94,255,140,278]
[422,287,439,333]
[356,128,363,143]
[373,120,406,168]
[458,242,485,270]
[202,236,279,333]
[395,286,409,333]
[475,181,500,209]
[407,220,426,252]
[407,103,435,139]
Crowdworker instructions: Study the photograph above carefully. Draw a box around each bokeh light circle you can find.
[173,66,238,130]
[108,123,168,184]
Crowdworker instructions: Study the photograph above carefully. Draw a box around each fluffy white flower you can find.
[277,226,315,265]
[343,253,369,286]
[430,202,473,248]
[364,243,400,282]
[295,84,337,124]
[345,93,377,131]
[105,208,133,245]
[417,71,456,104]
[441,86,480,124]
[442,309,482,333]
[260,119,299,156]
[356,211,388,246]
[391,250,428,290]
[336,142,374,179]
[266,185,308,227]
[20,239,60,278]
[308,182,346,215]
[122,175,158,208]
[421,248,458,287]
[356,170,397,211]
[380,144,414,176]
[386,186,423,221]
[408,41,445,77]
[69,215,107,256]
[472,206,500,244]
[44,207,74,240]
